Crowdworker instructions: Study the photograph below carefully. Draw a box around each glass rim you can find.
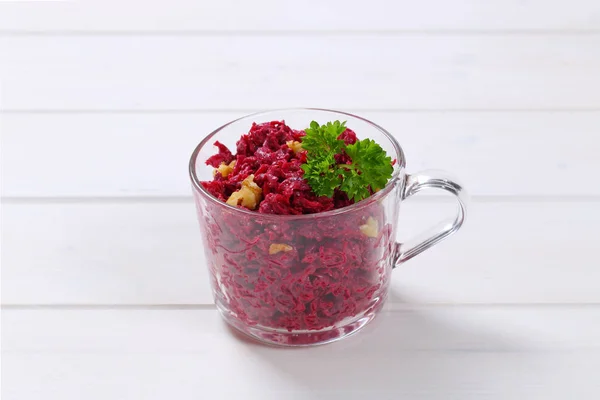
[189,107,406,220]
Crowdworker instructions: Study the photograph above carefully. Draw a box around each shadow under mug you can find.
[190,108,468,346]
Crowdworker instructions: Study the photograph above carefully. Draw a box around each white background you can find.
[1,1,600,399]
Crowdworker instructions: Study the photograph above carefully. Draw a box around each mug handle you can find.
[393,170,469,266]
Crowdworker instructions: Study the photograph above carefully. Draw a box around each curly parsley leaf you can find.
[300,121,394,201]
[343,139,393,201]
[301,153,341,198]
[301,120,346,159]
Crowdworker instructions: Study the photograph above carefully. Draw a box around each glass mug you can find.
[190,109,468,346]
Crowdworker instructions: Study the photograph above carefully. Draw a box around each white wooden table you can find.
[2,2,600,398]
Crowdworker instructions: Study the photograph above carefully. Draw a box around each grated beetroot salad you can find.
[202,121,358,214]
[197,121,394,343]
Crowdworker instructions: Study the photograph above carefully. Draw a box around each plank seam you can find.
[2,30,600,37]
[3,195,600,204]
[4,303,600,310]
[4,109,600,114]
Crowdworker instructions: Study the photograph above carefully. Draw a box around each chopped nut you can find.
[214,160,236,177]
[226,174,263,210]
[286,140,303,154]
[269,243,293,255]
[359,217,379,238]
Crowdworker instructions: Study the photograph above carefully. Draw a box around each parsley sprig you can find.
[300,120,393,201]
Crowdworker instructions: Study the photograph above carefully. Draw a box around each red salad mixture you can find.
[197,121,395,339]
[202,121,358,214]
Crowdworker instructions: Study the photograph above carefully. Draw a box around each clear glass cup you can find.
[189,109,468,346]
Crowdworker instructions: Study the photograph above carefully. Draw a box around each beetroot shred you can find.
[196,121,394,340]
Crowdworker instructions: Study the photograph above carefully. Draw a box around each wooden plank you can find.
[1,1,599,32]
[0,201,211,305]
[2,308,600,399]
[4,307,600,352]
[2,112,599,197]
[2,201,599,305]
[1,35,599,110]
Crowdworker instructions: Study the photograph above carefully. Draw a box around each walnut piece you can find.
[359,217,379,238]
[269,243,293,255]
[226,174,263,210]
[286,140,303,154]
[214,160,236,178]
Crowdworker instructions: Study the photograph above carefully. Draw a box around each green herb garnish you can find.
[301,120,393,201]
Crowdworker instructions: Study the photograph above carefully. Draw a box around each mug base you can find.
[216,296,385,347]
